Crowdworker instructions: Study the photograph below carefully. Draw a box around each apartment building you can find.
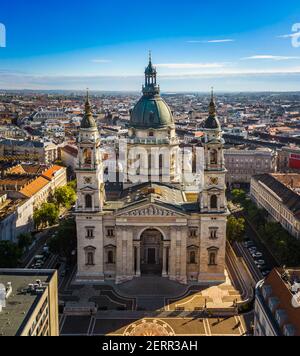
[0,269,59,336]
[251,173,300,239]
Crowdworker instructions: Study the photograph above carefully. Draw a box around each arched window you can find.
[190,251,196,264]
[84,246,96,266]
[85,194,93,209]
[83,148,92,165]
[210,149,218,165]
[210,195,218,210]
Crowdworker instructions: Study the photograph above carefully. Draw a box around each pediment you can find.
[80,186,95,192]
[116,203,187,218]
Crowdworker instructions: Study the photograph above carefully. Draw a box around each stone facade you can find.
[75,62,228,285]
[225,147,277,186]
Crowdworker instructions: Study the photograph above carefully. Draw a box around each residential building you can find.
[277,146,300,173]
[0,194,34,242]
[0,139,58,164]
[60,144,78,171]
[0,269,59,336]
[255,268,300,336]
[251,173,300,239]
[225,147,277,186]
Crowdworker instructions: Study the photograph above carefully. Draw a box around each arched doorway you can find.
[140,229,164,275]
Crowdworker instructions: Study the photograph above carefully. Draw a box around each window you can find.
[83,148,92,165]
[189,251,197,264]
[85,194,93,209]
[209,252,217,266]
[106,227,115,238]
[210,195,218,210]
[210,149,218,165]
[86,228,95,239]
[87,252,94,266]
[107,250,115,264]
[209,228,218,240]
[84,246,96,266]
[149,131,154,137]
[208,247,219,266]
[189,229,198,238]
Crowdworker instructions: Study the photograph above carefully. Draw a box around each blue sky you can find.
[1,0,300,91]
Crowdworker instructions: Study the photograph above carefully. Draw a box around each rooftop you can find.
[253,173,300,219]
[259,268,300,336]
[19,176,49,198]
[42,165,64,180]
[0,269,55,336]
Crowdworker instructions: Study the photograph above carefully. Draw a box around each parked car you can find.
[252,252,263,259]
[245,241,255,248]
[255,260,266,266]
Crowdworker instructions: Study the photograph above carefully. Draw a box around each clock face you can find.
[210,177,219,186]
[84,177,92,184]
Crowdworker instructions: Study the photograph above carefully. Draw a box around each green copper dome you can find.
[130,54,174,129]
[130,95,174,129]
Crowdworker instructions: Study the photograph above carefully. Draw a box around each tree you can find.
[0,241,22,268]
[227,216,246,243]
[48,218,77,261]
[17,233,33,252]
[231,189,247,204]
[34,203,59,230]
[54,185,76,209]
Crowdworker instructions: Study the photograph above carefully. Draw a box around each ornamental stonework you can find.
[123,205,177,217]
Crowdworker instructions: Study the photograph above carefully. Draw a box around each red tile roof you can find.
[19,176,49,198]
[265,268,300,336]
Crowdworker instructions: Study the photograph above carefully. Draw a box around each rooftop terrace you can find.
[0,270,55,336]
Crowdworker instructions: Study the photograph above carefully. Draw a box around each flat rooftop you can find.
[0,269,56,336]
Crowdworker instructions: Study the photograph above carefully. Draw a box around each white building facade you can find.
[75,59,229,285]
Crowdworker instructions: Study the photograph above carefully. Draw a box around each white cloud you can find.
[155,63,225,69]
[188,39,235,43]
[241,55,300,61]
[278,33,300,39]
[91,59,112,63]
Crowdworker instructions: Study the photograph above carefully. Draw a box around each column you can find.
[162,245,168,277]
[115,227,123,284]
[169,227,177,281]
[180,227,187,284]
[136,243,141,277]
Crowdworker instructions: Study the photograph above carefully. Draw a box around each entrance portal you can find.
[140,229,163,275]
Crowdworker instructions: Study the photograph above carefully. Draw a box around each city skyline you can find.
[1,0,300,91]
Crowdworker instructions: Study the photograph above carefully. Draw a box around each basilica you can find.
[75,56,229,285]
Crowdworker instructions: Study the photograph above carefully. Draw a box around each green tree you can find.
[48,218,77,261]
[231,189,247,204]
[17,233,33,252]
[54,185,76,209]
[34,203,59,230]
[0,241,22,268]
[227,216,246,243]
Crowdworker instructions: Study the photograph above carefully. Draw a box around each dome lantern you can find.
[130,54,174,129]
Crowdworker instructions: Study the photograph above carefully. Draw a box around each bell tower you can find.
[200,89,227,214]
[75,91,105,213]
